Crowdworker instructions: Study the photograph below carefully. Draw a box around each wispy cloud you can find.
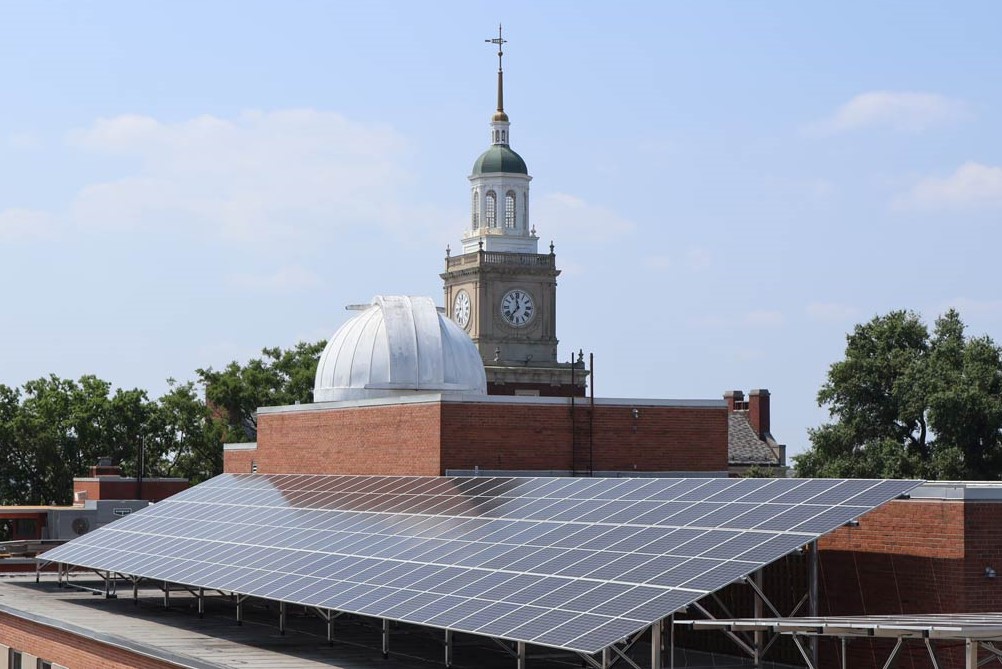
[226,265,322,293]
[806,91,967,135]
[806,302,859,324]
[893,162,1002,211]
[0,208,58,242]
[65,109,413,242]
[534,192,635,242]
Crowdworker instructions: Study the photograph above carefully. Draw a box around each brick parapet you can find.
[254,402,443,476]
[247,398,728,476]
[223,447,257,474]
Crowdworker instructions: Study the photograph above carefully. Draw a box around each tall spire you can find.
[485,24,508,124]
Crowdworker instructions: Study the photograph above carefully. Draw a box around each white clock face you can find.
[453,290,471,329]
[500,289,535,327]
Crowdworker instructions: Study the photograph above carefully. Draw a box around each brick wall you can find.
[439,400,727,474]
[0,612,181,668]
[963,502,1002,612]
[590,404,726,472]
[246,399,728,476]
[254,402,443,475]
[815,499,972,669]
[224,446,258,474]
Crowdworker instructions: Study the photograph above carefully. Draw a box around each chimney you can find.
[90,463,122,477]
[723,390,745,412]
[748,389,771,438]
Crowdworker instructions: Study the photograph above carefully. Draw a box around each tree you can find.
[197,340,326,441]
[143,379,226,484]
[796,309,1002,480]
[0,375,227,505]
[0,375,151,505]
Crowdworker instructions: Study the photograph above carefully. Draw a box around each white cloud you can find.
[0,208,57,242]
[806,302,859,323]
[534,192,635,242]
[66,109,412,242]
[894,162,1002,211]
[227,265,322,293]
[807,91,967,135]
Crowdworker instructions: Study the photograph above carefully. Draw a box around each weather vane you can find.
[485,24,506,72]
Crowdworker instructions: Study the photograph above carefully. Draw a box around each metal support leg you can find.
[602,647,610,669]
[280,601,287,636]
[969,639,979,669]
[133,577,139,604]
[753,569,763,668]
[163,581,170,609]
[651,620,662,669]
[880,639,904,669]
[236,595,243,626]
[791,634,818,669]
[518,641,527,669]
[328,609,334,646]
[669,614,675,669]
[198,587,205,618]
[382,618,390,659]
[809,540,819,669]
[842,636,848,669]
[445,629,454,668]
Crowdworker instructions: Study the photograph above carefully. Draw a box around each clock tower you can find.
[442,27,587,397]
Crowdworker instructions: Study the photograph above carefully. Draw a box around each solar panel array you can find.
[43,474,919,654]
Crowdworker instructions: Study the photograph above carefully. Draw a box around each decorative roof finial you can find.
[485,24,508,122]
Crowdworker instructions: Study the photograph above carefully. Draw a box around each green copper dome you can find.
[472,145,528,175]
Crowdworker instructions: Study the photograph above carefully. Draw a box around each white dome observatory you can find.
[314,296,487,402]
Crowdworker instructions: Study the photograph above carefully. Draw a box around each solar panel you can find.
[42,474,920,654]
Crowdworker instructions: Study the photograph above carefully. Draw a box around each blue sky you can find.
[2,2,1000,458]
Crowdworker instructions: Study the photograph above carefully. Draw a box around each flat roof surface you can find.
[0,576,491,669]
[0,506,74,513]
[0,576,797,669]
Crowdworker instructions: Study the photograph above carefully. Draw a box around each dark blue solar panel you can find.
[42,474,921,654]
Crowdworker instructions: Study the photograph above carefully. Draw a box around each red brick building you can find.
[225,394,730,477]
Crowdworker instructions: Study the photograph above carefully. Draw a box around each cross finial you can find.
[485,24,506,72]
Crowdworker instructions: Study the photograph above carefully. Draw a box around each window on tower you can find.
[485,191,497,228]
[472,191,480,229]
[505,191,516,229]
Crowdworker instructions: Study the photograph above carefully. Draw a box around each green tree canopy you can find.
[796,309,1002,480]
[197,340,326,441]
[0,375,225,505]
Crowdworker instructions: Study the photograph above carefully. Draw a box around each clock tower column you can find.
[441,26,587,397]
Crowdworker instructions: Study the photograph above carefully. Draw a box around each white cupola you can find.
[463,25,537,255]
